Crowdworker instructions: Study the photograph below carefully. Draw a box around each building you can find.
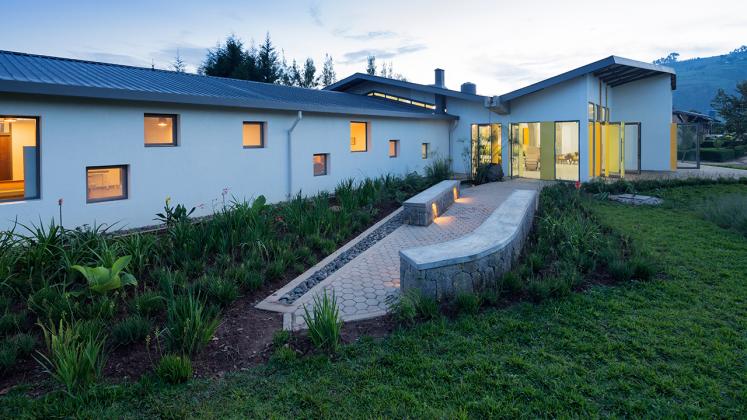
[0,51,676,230]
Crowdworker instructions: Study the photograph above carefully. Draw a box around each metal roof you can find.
[324,72,486,102]
[0,50,456,120]
[498,56,676,103]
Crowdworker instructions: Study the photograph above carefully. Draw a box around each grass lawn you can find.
[3,184,746,418]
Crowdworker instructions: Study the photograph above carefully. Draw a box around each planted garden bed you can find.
[0,166,450,394]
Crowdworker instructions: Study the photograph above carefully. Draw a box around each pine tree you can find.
[366,55,376,75]
[301,58,318,88]
[199,35,250,79]
[286,59,302,87]
[319,54,336,87]
[172,49,186,73]
[257,32,281,84]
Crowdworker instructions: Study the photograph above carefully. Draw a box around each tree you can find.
[319,54,336,87]
[285,59,302,87]
[711,81,747,139]
[366,55,376,75]
[256,32,281,84]
[653,52,679,66]
[172,49,186,73]
[300,58,318,88]
[199,35,255,80]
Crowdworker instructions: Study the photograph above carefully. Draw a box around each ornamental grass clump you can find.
[35,319,107,395]
[302,291,342,354]
[165,293,220,356]
[156,354,193,384]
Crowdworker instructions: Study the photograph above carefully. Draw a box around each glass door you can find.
[471,123,501,177]
[603,122,625,177]
[624,122,641,174]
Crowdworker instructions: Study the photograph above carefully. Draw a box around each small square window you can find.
[87,165,128,203]
[421,143,430,159]
[389,140,399,158]
[350,122,368,152]
[313,154,328,176]
[144,114,177,146]
[243,122,265,148]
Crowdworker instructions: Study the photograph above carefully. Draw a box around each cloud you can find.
[332,29,397,40]
[340,44,427,64]
[308,3,323,26]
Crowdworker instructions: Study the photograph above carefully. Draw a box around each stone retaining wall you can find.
[402,180,460,226]
[400,189,537,300]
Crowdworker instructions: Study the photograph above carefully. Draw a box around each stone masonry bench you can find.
[403,180,460,226]
[399,189,538,301]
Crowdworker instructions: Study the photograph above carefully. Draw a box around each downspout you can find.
[287,111,303,200]
[448,118,458,175]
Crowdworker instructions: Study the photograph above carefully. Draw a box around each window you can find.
[242,122,265,148]
[366,91,436,110]
[470,123,501,176]
[144,114,177,146]
[0,116,39,202]
[350,122,368,152]
[313,154,328,176]
[588,103,596,121]
[555,122,580,181]
[421,143,430,159]
[87,165,128,203]
[388,140,399,157]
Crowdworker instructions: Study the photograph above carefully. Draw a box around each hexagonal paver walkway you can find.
[256,179,541,330]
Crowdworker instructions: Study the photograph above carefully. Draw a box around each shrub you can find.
[699,194,747,237]
[424,158,453,185]
[454,292,482,315]
[165,294,220,356]
[156,354,193,384]
[700,147,736,162]
[390,289,440,324]
[630,253,657,281]
[36,319,107,394]
[607,256,634,282]
[302,291,342,354]
[272,329,291,348]
[131,291,166,318]
[111,315,151,347]
[0,311,24,336]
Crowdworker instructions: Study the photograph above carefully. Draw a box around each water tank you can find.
[461,82,476,95]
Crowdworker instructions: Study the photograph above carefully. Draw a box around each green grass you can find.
[2,185,746,417]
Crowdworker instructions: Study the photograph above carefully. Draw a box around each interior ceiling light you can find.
[157,118,168,127]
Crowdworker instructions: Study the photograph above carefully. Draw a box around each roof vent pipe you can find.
[461,82,476,95]
[434,68,445,88]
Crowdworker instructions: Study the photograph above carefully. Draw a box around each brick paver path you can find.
[259,179,541,330]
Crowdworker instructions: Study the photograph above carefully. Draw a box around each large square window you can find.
[313,154,328,176]
[389,140,399,158]
[243,122,265,148]
[0,116,39,202]
[350,122,368,152]
[144,114,177,146]
[87,165,128,203]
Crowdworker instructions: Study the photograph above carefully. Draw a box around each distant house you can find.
[0,51,675,230]
[672,109,716,136]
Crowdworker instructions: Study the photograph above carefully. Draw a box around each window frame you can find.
[143,113,178,147]
[86,164,129,204]
[388,139,399,158]
[349,121,369,153]
[421,142,430,159]
[0,115,41,203]
[313,153,328,176]
[242,121,266,149]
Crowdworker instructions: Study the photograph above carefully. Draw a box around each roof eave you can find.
[325,73,486,103]
[0,80,457,120]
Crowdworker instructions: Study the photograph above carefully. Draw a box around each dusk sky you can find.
[2,0,746,94]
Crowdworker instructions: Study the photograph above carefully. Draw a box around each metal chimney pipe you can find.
[434,68,445,88]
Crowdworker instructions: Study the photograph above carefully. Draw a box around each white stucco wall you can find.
[611,75,673,171]
[0,95,449,231]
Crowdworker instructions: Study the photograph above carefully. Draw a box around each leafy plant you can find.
[156,354,193,384]
[111,315,151,347]
[302,291,342,354]
[155,197,196,226]
[165,293,220,356]
[71,255,138,295]
[35,319,107,394]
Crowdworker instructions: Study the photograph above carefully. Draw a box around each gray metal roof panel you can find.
[324,72,487,102]
[498,56,676,103]
[0,50,457,120]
